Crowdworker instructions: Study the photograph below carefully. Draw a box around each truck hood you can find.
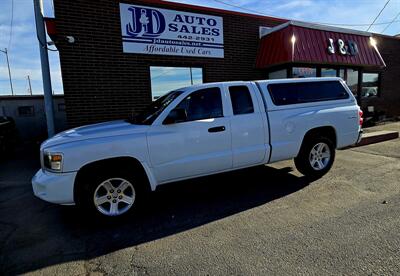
[41,120,149,149]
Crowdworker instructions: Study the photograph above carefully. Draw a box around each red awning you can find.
[256,22,386,69]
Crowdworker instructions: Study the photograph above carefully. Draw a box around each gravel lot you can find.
[0,134,399,275]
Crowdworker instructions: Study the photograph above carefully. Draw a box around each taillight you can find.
[359,109,363,126]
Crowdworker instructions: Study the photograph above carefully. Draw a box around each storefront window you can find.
[361,73,379,98]
[150,67,203,100]
[339,69,346,80]
[292,67,316,78]
[321,68,337,77]
[346,69,358,96]
[268,69,287,79]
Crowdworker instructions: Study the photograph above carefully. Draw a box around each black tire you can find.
[76,167,145,218]
[294,136,335,179]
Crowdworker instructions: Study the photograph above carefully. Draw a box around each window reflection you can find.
[321,68,337,77]
[346,69,358,96]
[150,67,203,101]
[268,69,287,79]
[339,69,345,80]
[362,73,379,98]
[267,67,381,100]
[292,67,316,78]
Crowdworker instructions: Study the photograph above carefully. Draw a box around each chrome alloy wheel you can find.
[93,178,136,216]
[309,142,331,171]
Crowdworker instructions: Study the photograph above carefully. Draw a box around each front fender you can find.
[47,133,150,173]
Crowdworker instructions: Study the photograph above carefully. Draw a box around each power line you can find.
[213,0,265,16]
[212,0,399,28]
[319,20,400,27]
[366,0,391,31]
[382,10,400,33]
[8,0,14,49]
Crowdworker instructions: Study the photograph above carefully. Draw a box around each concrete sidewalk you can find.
[362,121,400,134]
[357,122,399,147]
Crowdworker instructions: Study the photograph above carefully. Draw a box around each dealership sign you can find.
[327,38,358,56]
[119,3,224,58]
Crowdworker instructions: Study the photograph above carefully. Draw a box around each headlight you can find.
[43,152,63,171]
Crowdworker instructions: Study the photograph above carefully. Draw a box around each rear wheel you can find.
[294,136,335,179]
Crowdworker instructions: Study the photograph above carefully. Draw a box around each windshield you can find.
[127,90,183,125]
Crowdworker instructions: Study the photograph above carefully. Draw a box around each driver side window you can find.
[176,87,223,122]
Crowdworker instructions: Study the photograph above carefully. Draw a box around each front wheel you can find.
[93,177,136,216]
[294,136,335,179]
[77,170,141,217]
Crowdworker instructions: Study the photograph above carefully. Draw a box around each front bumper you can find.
[32,169,77,205]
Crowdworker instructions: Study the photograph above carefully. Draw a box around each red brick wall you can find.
[54,0,400,127]
[54,0,285,127]
[362,35,400,118]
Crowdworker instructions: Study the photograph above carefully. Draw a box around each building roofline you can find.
[260,21,377,37]
[138,0,287,23]
[374,33,400,40]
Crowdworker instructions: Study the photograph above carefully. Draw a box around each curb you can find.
[355,130,399,147]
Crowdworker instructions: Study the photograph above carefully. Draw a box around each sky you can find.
[0,0,399,96]
[0,0,62,95]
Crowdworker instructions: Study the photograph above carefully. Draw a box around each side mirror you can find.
[163,108,187,124]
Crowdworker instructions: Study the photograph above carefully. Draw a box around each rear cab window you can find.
[267,81,350,106]
[228,86,254,115]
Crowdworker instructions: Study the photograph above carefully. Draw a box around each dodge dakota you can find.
[32,77,363,217]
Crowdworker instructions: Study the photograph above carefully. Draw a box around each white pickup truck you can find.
[32,77,363,217]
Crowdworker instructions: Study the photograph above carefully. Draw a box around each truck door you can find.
[147,86,232,183]
[226,83,269,168]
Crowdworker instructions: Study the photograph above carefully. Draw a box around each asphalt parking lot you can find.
[0,135,399,275]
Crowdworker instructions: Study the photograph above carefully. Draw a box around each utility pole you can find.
[33,0,55,137]
[0,48,14,95]
[27,75,32,95]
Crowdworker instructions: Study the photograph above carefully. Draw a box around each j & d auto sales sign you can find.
[119,3,224,58]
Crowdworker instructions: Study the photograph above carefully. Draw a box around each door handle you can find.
[208,126,226,133]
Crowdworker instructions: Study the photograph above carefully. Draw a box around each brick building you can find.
[51,0,400,127]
